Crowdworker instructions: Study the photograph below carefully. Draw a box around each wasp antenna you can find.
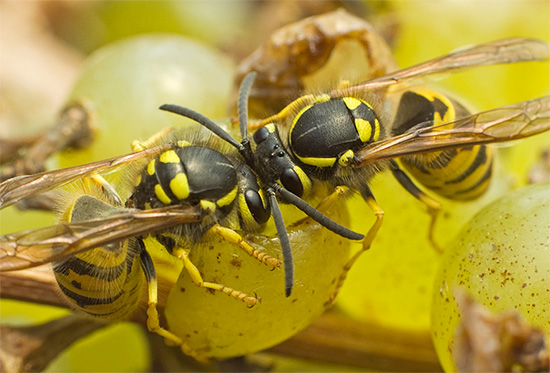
[159,104,243,151]
[238,72,257,142]
[275,186,365,241]
[267,188,294,297]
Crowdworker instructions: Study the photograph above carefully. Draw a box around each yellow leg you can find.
[390,160,443,253]
[132,127,174,151]
[206,224,280,269]
[173,247,259,307]
[139,247,206,361]
[329,193,384,305]
[336,80,351,89]
[315,185,351,213]
[249,94,320,130]
[418,194,442,254]
[145,278,207,361]
[290,186,351,228]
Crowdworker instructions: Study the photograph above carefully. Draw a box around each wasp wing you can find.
[0,144,174,210]
[330,38,549,97]
[0,204,207,272]
[355,96,550,166]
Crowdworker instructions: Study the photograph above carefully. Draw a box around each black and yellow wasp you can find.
[237,37,550,290]
[0,75,363,358]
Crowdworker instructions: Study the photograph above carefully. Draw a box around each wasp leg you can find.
[389,160,442,253]
[206,224,280,269]
[131,127,174,151]
[172,246,259,307]
[329,185,384,305]
[252,94,319,130]
[336,80,351,89]
[138,240,206,361]
[288,185,351,228]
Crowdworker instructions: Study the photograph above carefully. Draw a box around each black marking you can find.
[57,281,123,307]
[393,91,449,135]
[446,146,488,184]
[456,163,493,195]
[55,255,126,282]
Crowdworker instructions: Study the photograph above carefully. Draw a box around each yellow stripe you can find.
[155,184,171,204]
[147,159,156,176]
[373,118,380,141]
[170,173,190,200]
[296,154,337,168]
[342,96,362,110]
[355,118,373,143]
[217,186,238,208]
[293,166,311,195]
[160,150,180,164]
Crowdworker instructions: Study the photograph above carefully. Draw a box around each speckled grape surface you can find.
[163,200,352,359]
[431,183,550,372]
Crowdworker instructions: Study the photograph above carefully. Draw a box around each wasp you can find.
[238,37,550,293]
[0,74,364,358]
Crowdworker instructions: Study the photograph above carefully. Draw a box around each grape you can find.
[59,34,235,167]
[431,183,550,372]
[161,193,353,358]
[334,0,549,334]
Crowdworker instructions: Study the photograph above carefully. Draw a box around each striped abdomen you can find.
[393,89,493,200]
[53,195,143,320]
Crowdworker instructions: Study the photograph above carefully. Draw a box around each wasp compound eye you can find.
[243,188,270,224]
[280,168,304,197]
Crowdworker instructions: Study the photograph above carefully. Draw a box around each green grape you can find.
[335,0,549,334]
[161,195,353,359]
[431,183,550,372]
[59,33,235,167]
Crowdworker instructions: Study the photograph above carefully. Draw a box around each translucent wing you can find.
[330,38,550,97]
[355,96,550,166]
[0,144,174,209]
[0,204,206,272]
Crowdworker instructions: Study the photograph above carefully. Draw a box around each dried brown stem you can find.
[0,314,106,373]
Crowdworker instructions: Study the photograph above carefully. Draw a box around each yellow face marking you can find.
[177,140,191,147]
[293,166,312,196]
[342,96,362,110]
[169,173,190,200]
[134,174,142,187]
[160,150,180,164]
[216,186,238,208]
[154,184,171,205]
[238,192,255,228]
[147,159,156,176]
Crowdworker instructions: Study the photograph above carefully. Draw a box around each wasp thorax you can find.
[289,97,381,170]
[133,146,238,209]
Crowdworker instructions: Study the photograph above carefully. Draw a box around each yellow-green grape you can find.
[335,0,548,334]
[162,197,352,358]
[431,183,550,372]
[60,34,235,167]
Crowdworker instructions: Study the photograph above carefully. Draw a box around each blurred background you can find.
[0,1,548,372]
